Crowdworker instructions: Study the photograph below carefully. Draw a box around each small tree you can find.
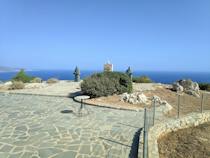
[13,69,33,83]
[125,66,133,80]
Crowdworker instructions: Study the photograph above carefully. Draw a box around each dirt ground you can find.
[158,122,210,158]
[86,84,210,114]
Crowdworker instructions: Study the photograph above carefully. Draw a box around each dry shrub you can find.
[9,81,25,90]
[47,78,59,84]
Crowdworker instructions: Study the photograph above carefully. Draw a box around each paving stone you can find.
[52,151,77,158]
[21,152,33,158]
[8,152,22,158]
[0,144,13,152]
[38,148,62,157]
[0,152,10,158]
[12,146,24,153]
[67,145,80,151]
[0,94,147,158]
[79,145,91,154]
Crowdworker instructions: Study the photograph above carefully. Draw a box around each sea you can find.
[0,70,209,84]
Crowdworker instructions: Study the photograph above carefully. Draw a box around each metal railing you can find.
[142,91,210,158]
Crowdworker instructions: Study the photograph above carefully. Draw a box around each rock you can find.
[9,81,25,90]
[121,92,148,104]
[4,81,12,86]
[25,83,47,89]
[185,90,200,98]
[30,77,42,83]
[137,94,148,104]
[173,79,200,97]
[121,93,130,102]
[47,78,59,84]
[172,82,184,92]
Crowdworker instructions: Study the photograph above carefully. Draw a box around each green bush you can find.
[81,72,132,98]
[13,69,33,83]
[199,83,210,91]
[133,76,152,83]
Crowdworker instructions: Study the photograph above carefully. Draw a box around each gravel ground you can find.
[158,122,210,158]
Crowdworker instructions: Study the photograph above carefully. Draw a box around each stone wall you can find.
[148,111,210,158]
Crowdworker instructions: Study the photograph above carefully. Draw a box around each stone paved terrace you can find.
[0,93,144,158]
[1,81,81,97]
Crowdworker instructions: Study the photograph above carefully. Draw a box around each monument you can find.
[104,61,113,72]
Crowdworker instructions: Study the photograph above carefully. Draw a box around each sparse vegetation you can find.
[199,83,210,92]
[81,72,132,98]
[30,77,42,83]
[12,69,33,83]
[133,76,153,83]
[9,81,25,90]
[47,78,59,84]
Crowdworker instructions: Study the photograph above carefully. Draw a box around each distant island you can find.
[0,66,21,72]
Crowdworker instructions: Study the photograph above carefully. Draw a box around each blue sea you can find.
[0,70,209,84]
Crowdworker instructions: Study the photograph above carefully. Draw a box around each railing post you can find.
[143,108,148,158]
[201,93,204,113]
[152,100,156,126]
[81,99,83,109]
[177,94,181,119]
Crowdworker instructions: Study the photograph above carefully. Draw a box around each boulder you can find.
[30,77,42,83]
[152,95,168,105]
[173,79,200,97]
[25,83,47,89]
[172,82,184,92]
[47,78,59,84]
[9,81,25,90]
[121,92,148,104]
[4,81,12,86]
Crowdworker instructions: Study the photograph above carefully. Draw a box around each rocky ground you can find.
[158,122,210,158]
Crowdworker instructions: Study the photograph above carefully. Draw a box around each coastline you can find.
[1,70,210,84]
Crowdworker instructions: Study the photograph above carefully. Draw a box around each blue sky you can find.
[0,0,210,71]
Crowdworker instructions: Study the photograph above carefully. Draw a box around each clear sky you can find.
[0,0,210,72]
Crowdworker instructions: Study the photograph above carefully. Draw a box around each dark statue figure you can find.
[126,66,133,80]
[74,66,80,82]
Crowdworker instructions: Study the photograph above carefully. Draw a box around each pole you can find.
[201,93,204,113]
[143,108,148,158]
[152,100,156,126]
[177,94,180,119]
[80,99,83,109]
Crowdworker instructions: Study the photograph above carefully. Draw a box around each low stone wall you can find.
[148,111,210,158]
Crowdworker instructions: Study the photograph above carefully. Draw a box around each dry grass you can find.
[85,85,210,114]
[144,87,210,117]
[158,122,210,158]
[85,95,146,110]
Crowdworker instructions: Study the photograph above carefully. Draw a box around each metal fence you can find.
[142,91,210,158]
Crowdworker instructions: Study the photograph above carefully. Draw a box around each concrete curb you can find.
[73,96,142,112]
[0,91,69,98]
[148,111,210,158]
[0,92,142,112]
